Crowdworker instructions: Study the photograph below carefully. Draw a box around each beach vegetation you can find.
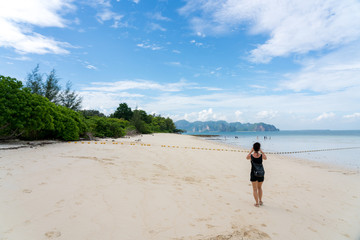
[82,116,127,138]
[0,75,86,141]
[43,69,61,104]
[79,110,106,118]
[110,104,178,134]
[59,81,82,111]
[25,65,82,110]
[112,103,133,121]
[1,73,180,141]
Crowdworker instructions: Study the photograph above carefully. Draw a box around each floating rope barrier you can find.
[68,141,360,155]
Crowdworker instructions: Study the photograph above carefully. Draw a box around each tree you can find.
[1,75,87,140]
[165,117,176,132]
[131,109,150,134]
[80,109,105,118]
[25,65,82,110]
[26,64,44,96]
[93,118,127,138]
[59,81,82,111]
[113,103,133,121]
[44,69,61,104]
[1,75,55,139]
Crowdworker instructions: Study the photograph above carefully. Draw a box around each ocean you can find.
[185,130,360,170]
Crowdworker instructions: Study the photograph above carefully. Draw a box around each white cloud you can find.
[280,41,360,93]
[80,91,143,115]
[150,12,171,21]
[5,56,31,61]
[235,110,243,117]
[165,62,181,66]
[79,79,360,129]
[250,85,266,89]
[0,0,75,54]
[82,79,195,92]
[196,32,206,37]
[234,110,243,121]
[343,113,360,119]
[133,0,140,3]
[315,112,335,121]
[95,4,123,28]
[190,39,203,47]
[183,108,225,122]
[256,110,278,120]
[86,65,97,70]
[180,0,360,63]
[137,42,162,51]
[148,22,166,32]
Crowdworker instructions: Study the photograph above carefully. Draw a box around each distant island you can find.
[175,120,279,133]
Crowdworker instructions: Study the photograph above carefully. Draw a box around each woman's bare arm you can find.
[260,149,267,160]
[246,148,254,160]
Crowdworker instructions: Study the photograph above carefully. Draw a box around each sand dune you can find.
[1,133,359,240]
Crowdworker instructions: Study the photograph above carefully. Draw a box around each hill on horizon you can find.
[175,120,279,133]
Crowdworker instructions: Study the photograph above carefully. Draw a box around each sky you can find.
[1,0,360,130]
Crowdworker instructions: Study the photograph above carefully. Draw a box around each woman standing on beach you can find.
[246,142,267,207]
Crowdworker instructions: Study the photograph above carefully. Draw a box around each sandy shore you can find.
[1,133,359,240]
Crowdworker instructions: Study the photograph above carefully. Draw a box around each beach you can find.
[0,133,359,240]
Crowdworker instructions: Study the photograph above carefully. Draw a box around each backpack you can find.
[252,161,265,177]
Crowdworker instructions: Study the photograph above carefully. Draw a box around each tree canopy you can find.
[1,72,179,141]
[26,65,82,110]
[0,75,86,140]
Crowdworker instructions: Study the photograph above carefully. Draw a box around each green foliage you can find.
[25,65,82,109]
[26,64,44,96]
[49,105,87,141]
[95,118,127,138]
[131,110,151,134]
[1,75,32,138]
[59,81,82,111]
[113,103,133,121]
[84,116,127,138]
[44,69,61,104]
[0,75,86,141]
[80,109,106,118]
[1,74,177,141]
[111,103,177,134]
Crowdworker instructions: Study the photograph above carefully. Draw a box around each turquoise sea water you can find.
[185,130,360,170]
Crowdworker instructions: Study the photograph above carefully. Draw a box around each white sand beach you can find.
[0,133,359,240]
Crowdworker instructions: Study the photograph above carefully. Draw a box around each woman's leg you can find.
[257,181,263,205]
[251,181,259,206]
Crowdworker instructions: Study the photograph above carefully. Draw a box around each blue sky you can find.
[1,0,360,130]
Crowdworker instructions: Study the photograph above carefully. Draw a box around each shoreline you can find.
[190,132,360,171]
[1,133,359,239]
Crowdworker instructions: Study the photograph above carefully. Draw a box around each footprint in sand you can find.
[45,230,61,238]
[23,189,32,193]
[24,220,31,225]
[207,224,215,229]
[56,199,65,207]
[205,227,271,240]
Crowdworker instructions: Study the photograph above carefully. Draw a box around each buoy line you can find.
[68,141,360,155]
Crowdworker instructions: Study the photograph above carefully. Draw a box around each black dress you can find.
[250,154,264,182]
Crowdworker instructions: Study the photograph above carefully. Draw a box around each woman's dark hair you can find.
[253,142,261,152]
